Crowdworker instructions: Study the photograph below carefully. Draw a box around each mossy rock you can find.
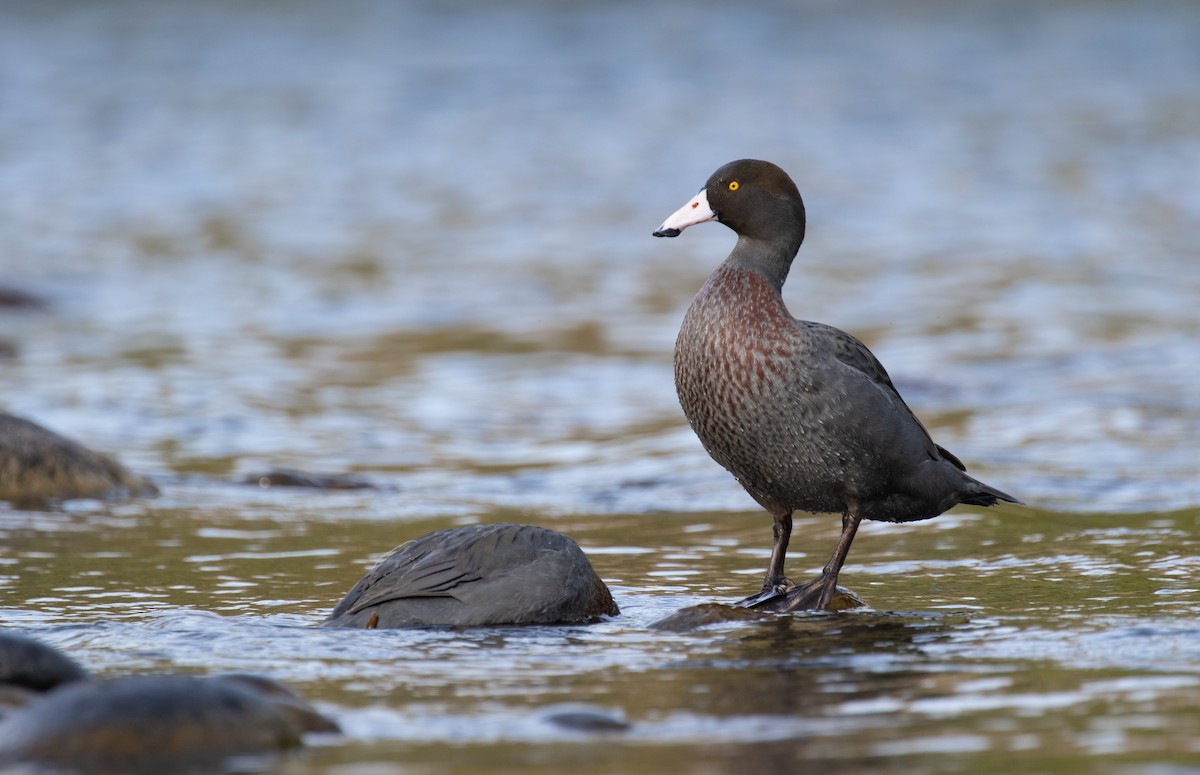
[0,414,157,503]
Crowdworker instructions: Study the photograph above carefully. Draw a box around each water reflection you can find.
[6,503,1200,763]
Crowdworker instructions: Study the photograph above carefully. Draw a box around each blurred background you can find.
[2,0,1196,512]
[1,0,1199,772]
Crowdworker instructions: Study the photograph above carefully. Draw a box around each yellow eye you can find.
[728,181,740,191]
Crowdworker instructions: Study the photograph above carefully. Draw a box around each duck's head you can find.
[653,159,806,244]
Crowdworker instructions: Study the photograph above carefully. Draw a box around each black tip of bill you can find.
[652,228,681,238]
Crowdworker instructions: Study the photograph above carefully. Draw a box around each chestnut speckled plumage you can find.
[654,159,1019,611]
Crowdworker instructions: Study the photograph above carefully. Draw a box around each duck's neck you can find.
[725,234,802,295]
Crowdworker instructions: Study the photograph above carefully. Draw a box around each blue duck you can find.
[323,523,619,628]
[654,159,1019,611]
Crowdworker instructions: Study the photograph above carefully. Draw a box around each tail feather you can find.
[960,478,1021,508]
[936,444,966,472]
[938,444,1021,508]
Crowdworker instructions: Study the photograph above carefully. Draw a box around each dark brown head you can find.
[653,159,806,245]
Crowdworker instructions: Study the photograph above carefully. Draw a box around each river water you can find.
[1,0,1199,772]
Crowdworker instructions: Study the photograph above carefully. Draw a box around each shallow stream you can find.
[2,1,1199,772]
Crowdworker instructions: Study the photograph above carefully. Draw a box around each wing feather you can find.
[795,321,966,471]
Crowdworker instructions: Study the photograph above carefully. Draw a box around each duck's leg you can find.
[775,505,863,612]
[734,511,794,607]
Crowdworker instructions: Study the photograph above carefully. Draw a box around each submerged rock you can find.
[242,468,375,490]
[751,584,867,614]
[323,523,619,628]
[537,703,631,733]
[0,286,47,310]
[650,587,868,632]
[0,673,338,774]
[649,603,767,632]
[0,413,158,503]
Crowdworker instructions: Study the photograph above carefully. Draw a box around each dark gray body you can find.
[676,259,1007,523]
[323,523,619,628]
[668,161,1016,527]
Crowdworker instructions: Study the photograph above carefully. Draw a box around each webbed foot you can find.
[734,577,795,608]
[749,573,864,613]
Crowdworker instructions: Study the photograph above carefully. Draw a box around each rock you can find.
[0,631,89,693]
[0,413,158,503]
[0,287,47,310]
[650,587,868,631]
[242,468,374,490]
[0,673,338,773]
[537,703,630,733]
